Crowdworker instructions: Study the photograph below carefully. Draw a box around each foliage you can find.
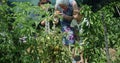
[79,2,120,63]
[0,1,120,63]
[0,2,72,63]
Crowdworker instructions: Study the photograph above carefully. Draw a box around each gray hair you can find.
[56,0,69,6]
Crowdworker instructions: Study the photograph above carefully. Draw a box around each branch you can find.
[116,6,120,16]
[101,12,111,63]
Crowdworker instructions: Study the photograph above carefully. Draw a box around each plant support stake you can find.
[116,6,120,16]
[45,21,50,34]
[101,12,111,63]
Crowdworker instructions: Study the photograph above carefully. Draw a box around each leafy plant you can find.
[79,2,120,63]
[0,1,119,63]
[0,2,73,63]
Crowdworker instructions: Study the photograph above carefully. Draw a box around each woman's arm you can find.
[72,0,83,23]
[54,4,73,21]
[72,0,79,19]
[62,14,74,21]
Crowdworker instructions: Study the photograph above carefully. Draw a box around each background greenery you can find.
[0,0,120,63]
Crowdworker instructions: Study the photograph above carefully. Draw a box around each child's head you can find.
[38,0,50,6]
[40,0,47,3]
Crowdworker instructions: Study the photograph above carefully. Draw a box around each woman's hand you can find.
[54,10,62,17]
[40,20,45,26]
[73,10,83,23]
[53,18,59,25]
[54,10,73,21]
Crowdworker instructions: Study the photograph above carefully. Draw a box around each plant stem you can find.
[116,6,120,16]
[101,12,111,63]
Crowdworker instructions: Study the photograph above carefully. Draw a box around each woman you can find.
[55,0,83,63]
[55,0,80,46]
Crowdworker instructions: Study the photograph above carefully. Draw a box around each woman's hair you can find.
[55,0,69,6]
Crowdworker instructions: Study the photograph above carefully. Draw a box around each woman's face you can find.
[59,4,68,10]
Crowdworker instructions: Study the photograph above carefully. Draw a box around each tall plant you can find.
[0,2,72,63]
[79,2,120,63]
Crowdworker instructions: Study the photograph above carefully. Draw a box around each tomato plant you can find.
[0,1,120,63]
[0,2,73,63]
[79,2,120,63]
